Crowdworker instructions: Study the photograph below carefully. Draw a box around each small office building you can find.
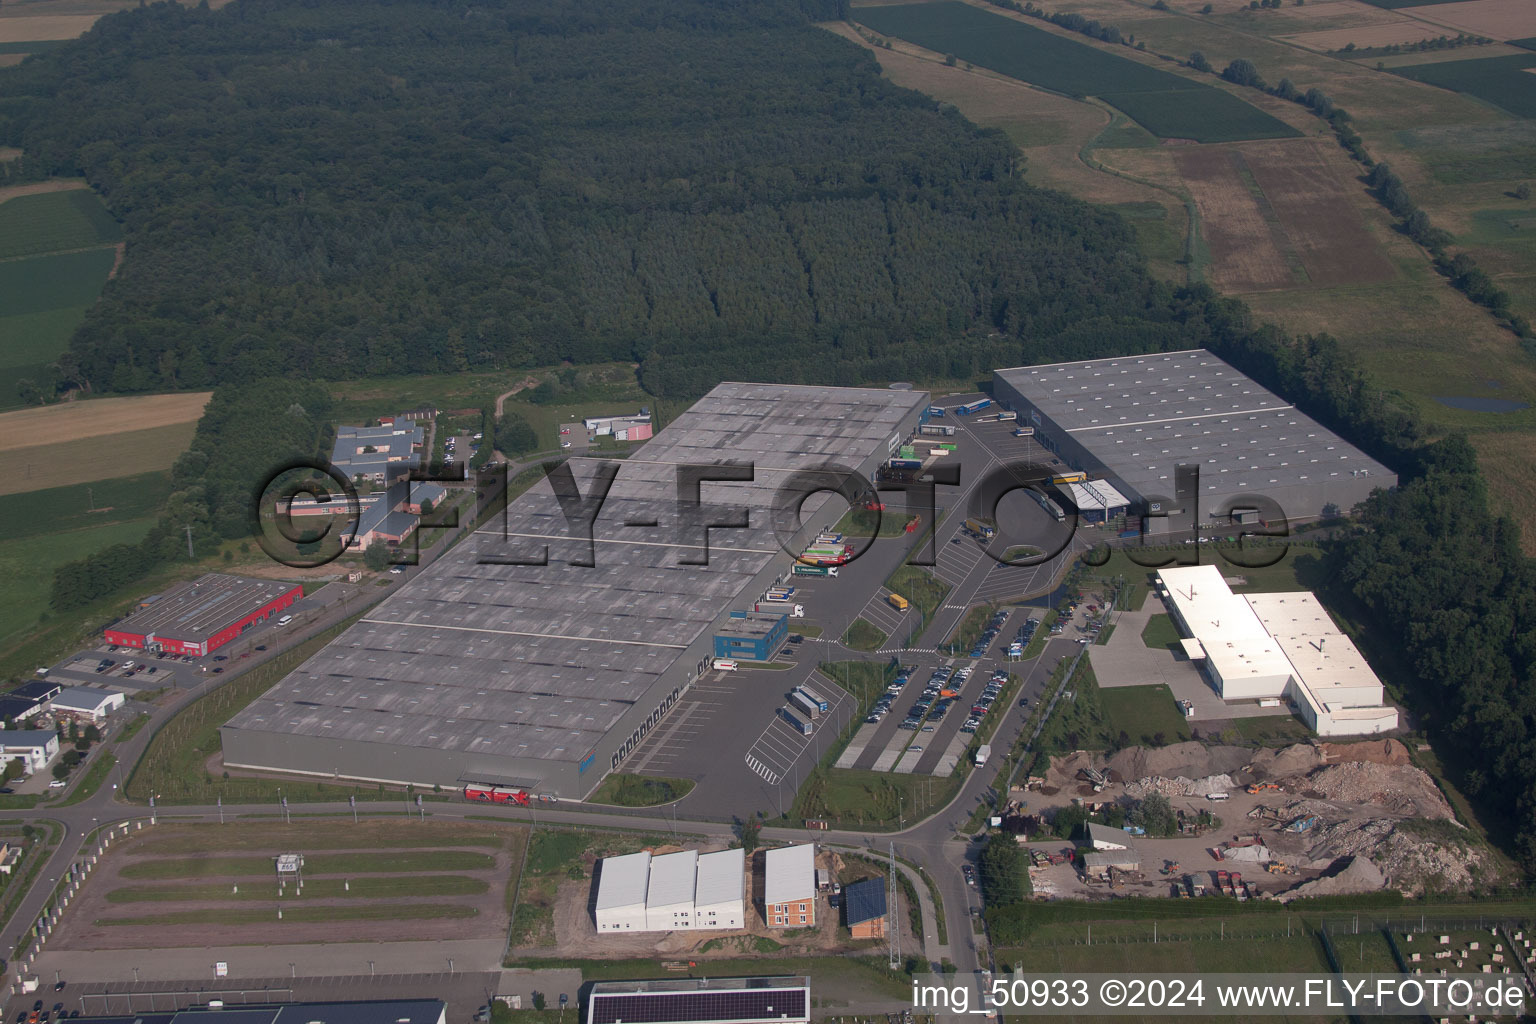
[0,731,59,774]
[712,611,788,663]
[763,845,816,928]
[645,850,700,931]
[843,878,887,940]
[595,851,651,932]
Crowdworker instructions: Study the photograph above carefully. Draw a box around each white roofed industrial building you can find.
[993,350,1395,531]
[1157,566,1397,736]
[595,851,651,932]
[694,848,745,929]
[646,850,700,930]
[593,847,746,934]
[48,687,126,722]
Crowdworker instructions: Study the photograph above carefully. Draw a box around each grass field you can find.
[0,470,172,541]
[0,515,156,647]
[1392,51,1536,117]
[0,247,115,318]
[0,306,90,369]
[130,822,506,855]
[887,564,951,636]
[1140,612,1183,651]
[119,850,495,880]
[0,189,119,260]
[854,2,1300,142]
[843,617,888,651]
[0,422,200,497]
[1100,684,1194,746]
[585,774,695,806]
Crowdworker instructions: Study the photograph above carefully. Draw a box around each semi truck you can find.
[792,564,838,577]
[964,517,996,539]
[754,602,805,617]
[956,399,992,415]
[764,586,796,601]
[780,706,815,735]
[974,744,991,767]
[1028,489,1066,523]
[790,690,824,719]
[890,458,922,470]
[816,532,844,544]
[888,593,910,612]
[919,424,956,437]
[997,410,1018,421]
[1013,426,1034,437]
[927,405,945,417]
[796,685,830,712]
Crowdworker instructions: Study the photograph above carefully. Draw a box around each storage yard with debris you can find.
[1006,739,1503,901]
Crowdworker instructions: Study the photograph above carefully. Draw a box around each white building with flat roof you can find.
[694,848,745,929]
[50,686,127,723]
[1156,566,1398,737]
[595,851,651,932]
[646,850,699,931]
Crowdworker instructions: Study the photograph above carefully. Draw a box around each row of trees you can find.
[984,0,1146,51]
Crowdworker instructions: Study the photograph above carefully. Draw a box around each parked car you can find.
[48,780,66,789]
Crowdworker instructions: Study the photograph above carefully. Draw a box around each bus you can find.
[796,684,830,713]
[464,784,531,806]
[779,706,814,735]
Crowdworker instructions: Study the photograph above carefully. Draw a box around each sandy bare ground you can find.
[0,15,98,41]
[0,392,211,450]
[1402,0,1536,40]
[50,823,514,952]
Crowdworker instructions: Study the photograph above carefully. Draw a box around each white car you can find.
[561,442,572,449]
[389,567,405,575]
[48,780,66,789]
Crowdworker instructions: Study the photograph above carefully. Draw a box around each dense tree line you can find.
[0,0,1272,399]
[49,379,333,610]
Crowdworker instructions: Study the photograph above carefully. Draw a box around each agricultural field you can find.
[0,185,121,410]
[0,514,156,648]
[1391,51,1536,117]
[49,819,524,950]
[0,392,209,496]
[852,2,1300,142]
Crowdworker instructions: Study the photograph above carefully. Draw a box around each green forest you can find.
[5,0,1254,400]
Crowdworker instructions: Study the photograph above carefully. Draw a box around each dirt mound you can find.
[1321,738,1410,766]
[1107,742,1249,782]
[1279,855,1384,901]
[1249,743,1326,779]
[1307,761,1453,820]
[1301,817,1495,895]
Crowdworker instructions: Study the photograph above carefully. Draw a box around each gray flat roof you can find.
[111,574,298,643]
[995,350,1394,507]
[716,612,786,640]
[226,384,924,765]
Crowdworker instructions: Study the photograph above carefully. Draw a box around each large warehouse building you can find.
[993,350,1395,529]
[221,383,928,798]
[105,574,303,657]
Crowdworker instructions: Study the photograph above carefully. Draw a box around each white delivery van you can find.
[712,659,739,672]
[277,615,293,626]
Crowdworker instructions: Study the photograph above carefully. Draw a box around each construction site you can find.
[1004,739,1504,901]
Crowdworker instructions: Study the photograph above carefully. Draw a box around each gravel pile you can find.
[1124,772,1235,798]
[1107,742,1249,782]
[1278,855,1385,902]
[1307,761,1454,819]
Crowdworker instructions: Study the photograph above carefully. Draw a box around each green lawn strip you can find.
[119,850,493,880]
[886,564,950,636]
[1093,622,1115,645]
[523,829,671,876]
[1218,715,1314,745]
[1139,612,1183,650]
[106,874,488,903]
[0,794,40,810]
[0,307,91,375]
[792,624,823,639]
[100,902,477,926]
[842,618,887,652]
[2,821,62,954]
[507,956,912,998]
[116,713,151,743]
[127,824,506,855]
[585,774,695,807]
[833,508,915,538]
[54,750,115,807]
[792,767,962,830]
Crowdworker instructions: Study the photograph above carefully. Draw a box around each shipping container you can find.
[888,593,910,612]
[780,706,815,735]
[919,424,956,437]
[790,690,823,720]
[964,517,997,539]
[956,399,993,415]
[792,564,838,577]
[796,684,830,712]
[890,458,922,470]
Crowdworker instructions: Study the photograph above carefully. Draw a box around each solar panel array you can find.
[589,989,807,1024]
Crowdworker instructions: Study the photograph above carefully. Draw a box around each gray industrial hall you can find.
[992,349,1395,529]
[221,383,927,798]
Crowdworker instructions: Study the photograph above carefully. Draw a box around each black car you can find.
[53,982,65,993]
[255,645,268,651]
[33,1002,43,1013]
